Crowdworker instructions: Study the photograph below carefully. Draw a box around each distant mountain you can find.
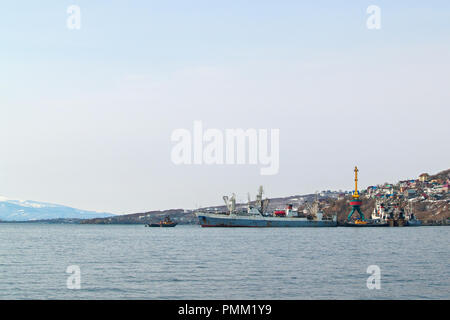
[81,208,193,225]
[0,196,114,221]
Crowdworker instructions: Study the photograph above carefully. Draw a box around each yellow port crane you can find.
[353,166,360,199]
[347,166,366,222]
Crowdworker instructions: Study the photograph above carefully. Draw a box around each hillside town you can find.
[318,169,450,225]
[362,171,449,202]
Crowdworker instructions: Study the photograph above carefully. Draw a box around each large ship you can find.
[195,186,337,227]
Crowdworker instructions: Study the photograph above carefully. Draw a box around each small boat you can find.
[405,204,422,227]
[146,216,178,228]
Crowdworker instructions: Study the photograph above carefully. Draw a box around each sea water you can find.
[0,224,448,299]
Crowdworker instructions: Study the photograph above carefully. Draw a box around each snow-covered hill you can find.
[0,196,114,221]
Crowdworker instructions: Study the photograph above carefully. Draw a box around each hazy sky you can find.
[1,1,449,213]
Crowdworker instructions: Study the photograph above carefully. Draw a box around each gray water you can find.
[0,224,448,299]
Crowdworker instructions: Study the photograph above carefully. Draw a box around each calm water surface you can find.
[0,224,448,299]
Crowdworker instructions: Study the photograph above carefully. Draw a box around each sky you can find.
[1,1,449,214]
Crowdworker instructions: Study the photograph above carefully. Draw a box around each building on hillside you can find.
[432,184,449,194]
[337,193,346,200]
[404,189,417,199]
[419,173,430,182]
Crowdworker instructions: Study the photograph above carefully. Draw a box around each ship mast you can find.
[223,194,236,214]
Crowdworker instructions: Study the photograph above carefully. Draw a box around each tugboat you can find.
[146,216,178,228]
[405,202,422,227]
[368,200,390,227]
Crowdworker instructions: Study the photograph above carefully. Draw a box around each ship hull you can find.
[343,222,389,227]
[406,220,422,227]
[196,213,337,228]
[146,223,178,227]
